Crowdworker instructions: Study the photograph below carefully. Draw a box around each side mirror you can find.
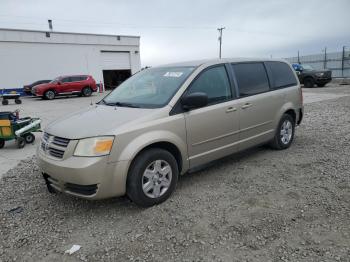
[181,92,208,110]
[57,81,62,85]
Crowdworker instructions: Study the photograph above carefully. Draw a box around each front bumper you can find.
[315,77,332,85]
[37,148,130,200]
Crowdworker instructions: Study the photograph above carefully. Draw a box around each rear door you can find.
[183,65,240,168]
[231,62,279,150]
[70,76,86,93]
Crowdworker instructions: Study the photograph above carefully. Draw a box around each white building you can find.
[0,28,141,92]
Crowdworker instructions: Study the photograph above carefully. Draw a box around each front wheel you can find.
[44,90,55,100]
[270,114,295,150]
[17,137,25,149]
[303,78,315,88]
[2,99,9,105]
[127,148,179,207]
[24,133,35,144]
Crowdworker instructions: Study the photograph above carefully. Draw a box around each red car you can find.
[32,75,97,100]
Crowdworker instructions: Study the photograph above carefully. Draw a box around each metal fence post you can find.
[323,47,327,69]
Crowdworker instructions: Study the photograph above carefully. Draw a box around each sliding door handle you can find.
[241,103,252,109]
[226,106,237,113]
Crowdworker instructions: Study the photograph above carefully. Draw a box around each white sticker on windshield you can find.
[163,72,183,77]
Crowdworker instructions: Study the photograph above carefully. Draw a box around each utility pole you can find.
[323,47,327,69]
[297,50,300,64]
[217,27,225,59]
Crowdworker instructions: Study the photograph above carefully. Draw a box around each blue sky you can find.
[0,0,349,66]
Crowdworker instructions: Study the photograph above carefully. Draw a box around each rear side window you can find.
[232,63,270,97]
[266,62,297,89]
[187,65,232,105]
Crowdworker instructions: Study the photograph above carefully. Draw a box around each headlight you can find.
[74,136,114,157]
[315,72,324,77]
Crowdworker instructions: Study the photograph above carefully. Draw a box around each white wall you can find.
[0,29,141,89]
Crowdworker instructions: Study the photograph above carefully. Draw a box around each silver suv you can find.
[38,58,303,207]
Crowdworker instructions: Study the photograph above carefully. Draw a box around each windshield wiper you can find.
[114,102,140,108]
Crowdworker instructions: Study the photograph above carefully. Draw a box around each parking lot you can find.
[1,84,350,261]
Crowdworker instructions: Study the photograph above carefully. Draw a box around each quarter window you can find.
[232,63,270,97]
[265,62,297,89]
[187,65,232,105]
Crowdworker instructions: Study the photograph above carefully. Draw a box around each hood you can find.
[45,105,165,139]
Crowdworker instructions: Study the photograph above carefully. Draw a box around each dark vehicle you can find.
[292,64,332,88]
[23,80,51,95]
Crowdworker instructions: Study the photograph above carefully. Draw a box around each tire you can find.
[24,133,35,144]
[17,137,26,149]
[127,148,179,207]
[82,87,92,97]
[44,90,55,100]
[0,139,5,149]
[270,114,295,150]
[2,99,9,105]
[303,78,315,88]
[15,99,22,104]
[317,83,326,87]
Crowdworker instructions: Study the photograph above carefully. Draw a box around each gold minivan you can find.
[38,58,303,207]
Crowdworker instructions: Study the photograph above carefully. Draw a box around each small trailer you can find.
[1,92,22,105]
[0,111,41,148]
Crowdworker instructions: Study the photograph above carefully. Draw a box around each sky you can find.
[0,0,349,66]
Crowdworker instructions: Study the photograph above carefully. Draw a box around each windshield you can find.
[301,64,313,70]
[101,66,195,108]
[50,77,60,83]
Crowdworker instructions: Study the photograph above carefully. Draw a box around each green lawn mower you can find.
[0,110,41,148]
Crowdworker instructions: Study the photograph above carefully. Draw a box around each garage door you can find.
[100,51,131,70]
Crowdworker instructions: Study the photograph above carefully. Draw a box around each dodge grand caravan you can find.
[37,58,303,207]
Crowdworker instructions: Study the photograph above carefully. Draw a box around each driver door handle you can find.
[241,103,252,109]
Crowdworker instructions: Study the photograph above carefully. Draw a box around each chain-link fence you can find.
[285,47,350,78]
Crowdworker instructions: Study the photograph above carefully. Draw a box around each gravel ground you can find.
[1,96,350,262]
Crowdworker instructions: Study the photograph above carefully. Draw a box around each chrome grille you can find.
[41,132,70,159]
[52,136,70,147]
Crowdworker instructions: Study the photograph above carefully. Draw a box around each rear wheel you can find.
[82,87,92,97]
[303,78,315,88]
[270,114,295,150]
[44,90,55,100]
[24,133,35,144]
[2,99,9,105]
[127,148,179,207]
[17,137,25,148]
[15,99,22,104]
[0,139,5,149]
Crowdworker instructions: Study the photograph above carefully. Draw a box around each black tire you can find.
[17,137,26,149]
[15,99,22,104]
[303,78,315,88]
[24,133,35,144]
[317,83,326,87]
[2,99,9,105]
[127,148,179,207]
[270,114,295,150]
[82,87,92,97]
[44,90,55,100]
[0,139,5,149]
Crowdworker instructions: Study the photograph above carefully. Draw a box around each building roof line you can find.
[0,27,140,39]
